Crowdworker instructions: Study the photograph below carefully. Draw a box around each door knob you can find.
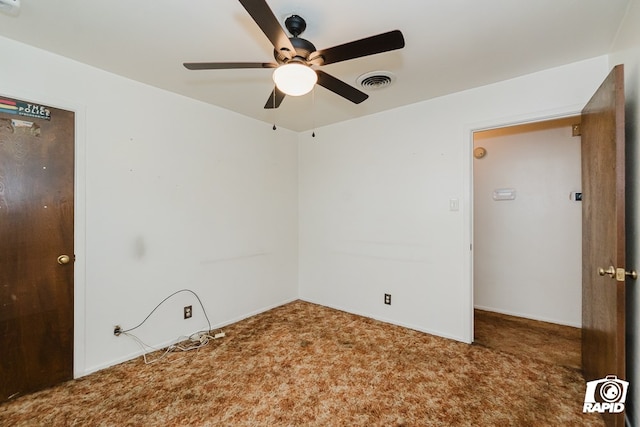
[57,254,71,265]
[598,266,616,278]
[598,266,637,281]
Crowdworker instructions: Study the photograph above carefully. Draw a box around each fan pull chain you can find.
[312,87,316,138]
[272,89,277,131]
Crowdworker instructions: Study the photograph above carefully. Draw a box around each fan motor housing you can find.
[274,37,318,64]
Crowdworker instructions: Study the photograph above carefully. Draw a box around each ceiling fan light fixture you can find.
[272,63,317,96]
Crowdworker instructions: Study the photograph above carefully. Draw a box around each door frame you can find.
[1,90,87,377]
[463,104,585,344]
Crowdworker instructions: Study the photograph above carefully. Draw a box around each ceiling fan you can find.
[183,0,405,109]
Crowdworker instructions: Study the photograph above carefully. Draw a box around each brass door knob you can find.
[598,266,616,278]
[57,254,71,265]
[598,266,637,281]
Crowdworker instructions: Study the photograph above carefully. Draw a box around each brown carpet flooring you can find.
[0,300,604,426]
[474,309,582,371]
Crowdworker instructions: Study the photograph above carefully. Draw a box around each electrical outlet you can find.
[384,294,391,305]
[114,325,122,336]
[184,305,192,319]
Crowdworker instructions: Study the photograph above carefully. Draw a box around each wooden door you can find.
[0,97,75,401]
[581,65,626,427]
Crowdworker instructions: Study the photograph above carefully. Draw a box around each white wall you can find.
[0,36,299,375]
[609,1,640,425]
[473,119,582,326]
[299,56,609,343]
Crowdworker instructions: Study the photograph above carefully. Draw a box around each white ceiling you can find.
[0,0,631,132]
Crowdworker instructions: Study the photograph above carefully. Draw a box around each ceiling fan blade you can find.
[184,62,278,70]
[315,30,405,66]
[238,0,296,59]
[315,70,368,104]
[264,86,286,109]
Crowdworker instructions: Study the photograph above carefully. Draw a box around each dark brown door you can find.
[581,65,626,427]
[0,98,74,401]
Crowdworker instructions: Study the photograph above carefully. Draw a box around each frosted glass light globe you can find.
[272,63,317,96]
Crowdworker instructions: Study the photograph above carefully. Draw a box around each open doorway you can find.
[472,116,582,368]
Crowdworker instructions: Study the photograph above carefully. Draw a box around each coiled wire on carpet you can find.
[119,289,224,364]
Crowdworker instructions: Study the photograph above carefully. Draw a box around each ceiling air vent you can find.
[357,71,396,90]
